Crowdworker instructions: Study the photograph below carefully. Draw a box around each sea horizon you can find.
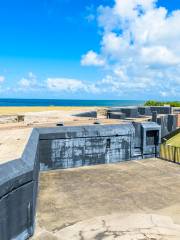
[0,98,145,107]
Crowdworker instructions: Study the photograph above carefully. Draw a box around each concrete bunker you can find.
[0,123,161,240]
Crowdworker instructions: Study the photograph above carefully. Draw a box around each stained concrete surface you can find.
[0,128,32,164]
[33,159,180,239]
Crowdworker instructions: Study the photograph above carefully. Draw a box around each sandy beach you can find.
[0,106,98,115]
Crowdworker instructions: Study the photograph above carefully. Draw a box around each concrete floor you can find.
[33,159,180,239]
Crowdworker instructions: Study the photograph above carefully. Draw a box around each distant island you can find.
[145,100,180,107]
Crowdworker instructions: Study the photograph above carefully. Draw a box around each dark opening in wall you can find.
[106,138,111,149]
[146,130,159,146]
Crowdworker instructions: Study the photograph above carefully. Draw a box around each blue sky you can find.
[0,0,180,100]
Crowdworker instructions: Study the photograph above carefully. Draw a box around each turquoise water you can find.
[0,99,144,107]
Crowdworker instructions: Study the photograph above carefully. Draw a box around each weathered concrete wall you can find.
[138,106,172,116]
[138,107,152,116]
[150,106,172,115]
[39,125,135,170]
[73,111,97,118]
[0,129,39,240]
[107,107,139,118]
[132,122,161,159]
[108,106,172,118]
[107,112,126,119]
[178,114,180,128]
[157,114,177,137]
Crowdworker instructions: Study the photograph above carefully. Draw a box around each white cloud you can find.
[19,78,31,88]
[47,78,86,92]
[81,50,105,66]
[18,72,39,90]
[81,0,180,98]
[141,46,180,65]
[47,77,100,93]
[114,0,156,19]
[0,76,5,83]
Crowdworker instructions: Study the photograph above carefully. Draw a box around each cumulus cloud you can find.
[47,77,100,93]
[141,46,180,65]
[81,0,180,98]
[0,76,5,83]
[81,50,105,66]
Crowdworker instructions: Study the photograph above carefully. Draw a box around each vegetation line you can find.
[144,100,180,107]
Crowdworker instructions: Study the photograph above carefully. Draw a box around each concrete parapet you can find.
[107,112,126,119]
[0,129,39,240]
[150,106,172,115]
[108,107,139,118]
[138,107,152,116]
[73,111,97,118]
[39,124,135,170]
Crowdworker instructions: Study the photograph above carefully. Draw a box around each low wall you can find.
[39,125,135,170]
[107,107,139,118]
[73,111,97,118]
[150,106,172,115]
[107,112,126,119]
[0,129,39,240]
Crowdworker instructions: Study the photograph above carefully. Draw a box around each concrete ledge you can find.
[0,129,39,240]
[38,124,134,139]
[72,111,97,118]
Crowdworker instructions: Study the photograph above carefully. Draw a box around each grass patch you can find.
[145,100,180,107]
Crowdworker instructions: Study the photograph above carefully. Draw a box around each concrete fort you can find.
[107,106,178,138]
[107,106,173,118]
[0,123,161,240]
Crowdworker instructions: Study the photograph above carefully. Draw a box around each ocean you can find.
[0,99,144,107]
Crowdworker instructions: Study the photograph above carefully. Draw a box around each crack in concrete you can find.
[52,221,78,233]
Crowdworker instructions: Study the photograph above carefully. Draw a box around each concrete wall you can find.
[177,114,180,128]
[39,125,135,170]
[150,106,172,115]
[108,106,172,118]
[0,129,39,240]
[107,112,126,119]
[138,107,152,116]
[73,111,97,118]
[157,115,177,137]
[138,106,172,115]
[38,123,161,171]
[132,122,161,159]
[107,107,139,118]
